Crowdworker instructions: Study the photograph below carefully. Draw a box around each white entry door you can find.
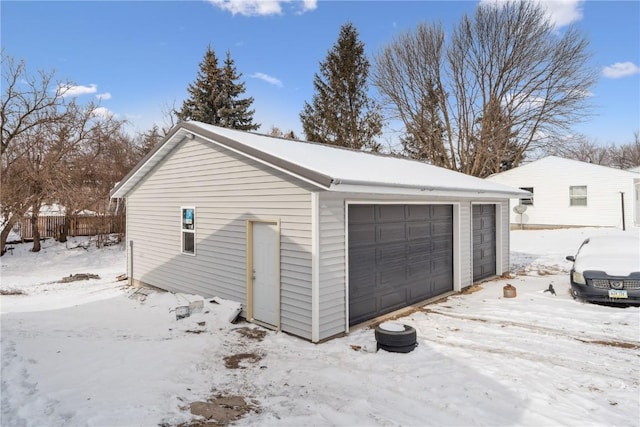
[251,222,279,327]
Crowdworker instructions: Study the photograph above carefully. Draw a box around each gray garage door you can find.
[472,204,496,281]
[348,204,454,326]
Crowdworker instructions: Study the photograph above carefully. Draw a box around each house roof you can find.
[111,121,529,199]
[486,155,640,179]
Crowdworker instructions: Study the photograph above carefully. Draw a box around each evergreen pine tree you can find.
[219,52,259,131]
[176,45,222,124]
[177,46,258,130]
[300,22,383,151]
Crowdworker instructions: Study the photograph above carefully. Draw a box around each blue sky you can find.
[2,0,639,146]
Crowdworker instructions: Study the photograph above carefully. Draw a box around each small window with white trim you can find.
[569,186,587,207]
[181,207,195,255]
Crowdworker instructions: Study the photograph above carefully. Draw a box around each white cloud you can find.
[300,0,317,13]
[96,92,112,101]
[57,83,98,97]
[539,0,584,28]
[602,62,640,79]
[479,0,584,28]
[208,0,316,16]
[251,72,283,87]
[92,106,115,118]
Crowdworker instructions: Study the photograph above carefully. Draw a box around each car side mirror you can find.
[565,255,575,262]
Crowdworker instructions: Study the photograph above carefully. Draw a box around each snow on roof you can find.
[111,121,529,199]
[487,155,640,179]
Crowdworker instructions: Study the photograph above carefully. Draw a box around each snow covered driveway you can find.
[1,230,639,426]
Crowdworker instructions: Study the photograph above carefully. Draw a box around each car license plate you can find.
[608,289,628,299]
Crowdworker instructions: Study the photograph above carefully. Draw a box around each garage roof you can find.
[111,121,529,199]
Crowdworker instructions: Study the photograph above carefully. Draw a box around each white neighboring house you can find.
[486,156,640,229]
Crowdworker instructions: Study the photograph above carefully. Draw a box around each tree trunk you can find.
[31,209,41,253]
[0,215,20,256]
[57,216,70,243]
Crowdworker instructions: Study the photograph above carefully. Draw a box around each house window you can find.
[519,187,534,205]
[569,186,587,207]
[181,207,195,255]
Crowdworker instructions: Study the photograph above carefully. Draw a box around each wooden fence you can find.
[15,214,125,240]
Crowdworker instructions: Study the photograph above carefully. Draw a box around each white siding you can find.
[127,137,315,340]
[486,157,638,228]
[458,201,472,289]
[499,201,509,275]
[318,192,347,340]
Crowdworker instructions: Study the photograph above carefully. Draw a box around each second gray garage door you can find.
[348,204,454,326]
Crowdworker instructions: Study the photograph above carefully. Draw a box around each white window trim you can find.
[181,206,196,256]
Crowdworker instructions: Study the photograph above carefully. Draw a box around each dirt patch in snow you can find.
[60,273,101,283]
[0,289,25,296]
[575,339,640,350]
[223,352,263,369]
[234,327,267,341]
[177,394,261,426]
[461,284,484,294]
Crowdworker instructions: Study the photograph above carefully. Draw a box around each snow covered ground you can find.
[1,228,639,426]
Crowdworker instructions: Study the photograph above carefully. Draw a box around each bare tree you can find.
[544,134,611,165]
[543,132,640,170]
[1,56,130,253]
[1,56,65,253]
[268,126,298,140]
[373,1,597,177]
[609,132,640,169]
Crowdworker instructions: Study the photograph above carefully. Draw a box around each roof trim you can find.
[331,177,529,197]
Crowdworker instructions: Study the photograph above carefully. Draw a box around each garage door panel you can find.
[348,224,377,246]
[432,278,453,294]
[349,205,375,223]
[377,205,406,222]
[377,223,406,243]
[376,244,406,265]
[407,259,430,276]
[407,222,431,239]
[432,221,453,236]
[349,204,454,326]
[349,267,375,286]
[407,205,430,220]
[431,204,453,218]
[379,290,408,312]
[407,242,431,260]
[349,247,376,264]
[379,265,407,287]
[349,296,377,322]
[432,237,453,253]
